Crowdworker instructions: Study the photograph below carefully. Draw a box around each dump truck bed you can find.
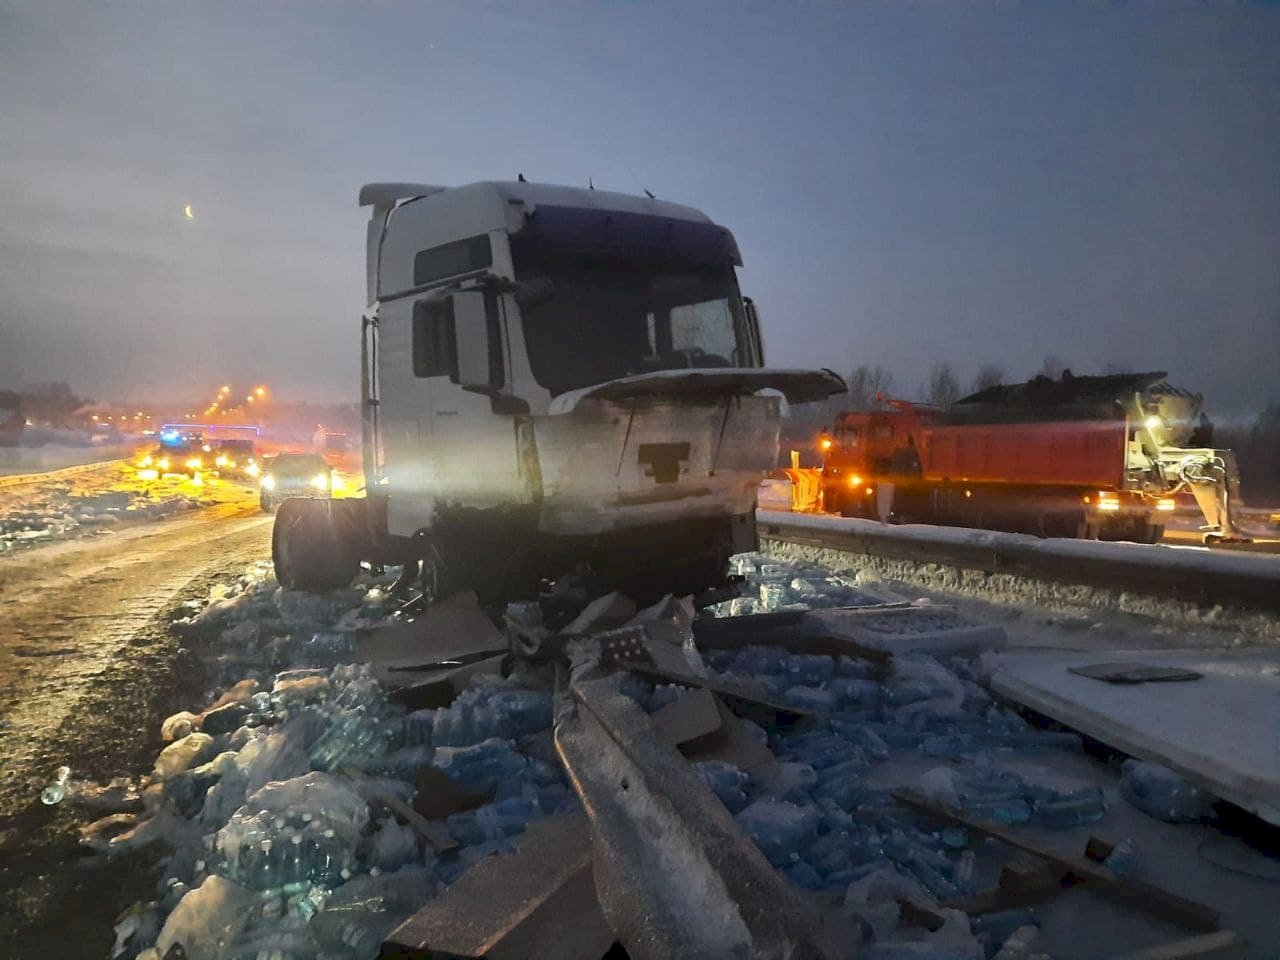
[918,419,1128,489]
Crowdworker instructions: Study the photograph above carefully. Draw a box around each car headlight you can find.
[310,473,329,491]
[158,458,170,470]
[246,463,260,478]
[261,474,276,490]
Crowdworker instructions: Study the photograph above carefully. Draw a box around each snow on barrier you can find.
[0,455,128,488]
[757,509,1280,617]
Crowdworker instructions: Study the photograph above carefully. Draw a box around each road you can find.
[0,481,272,959]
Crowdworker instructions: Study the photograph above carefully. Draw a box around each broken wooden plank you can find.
[381,814,613,960]
[893,789,1220,933]
[650,688,722,751]
[358,593,503,663]
[684,698,778,774]
[1105,931,1248,960]
[388,653,508,709]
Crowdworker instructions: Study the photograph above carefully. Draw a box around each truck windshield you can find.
[515,258,748,397]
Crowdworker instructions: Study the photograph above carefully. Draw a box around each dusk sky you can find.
[1,1,1277,415]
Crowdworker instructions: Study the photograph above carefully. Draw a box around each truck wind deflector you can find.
[549,368,846,412]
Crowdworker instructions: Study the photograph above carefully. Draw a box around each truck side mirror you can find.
[450,289,495,392]
[743,296,765,366]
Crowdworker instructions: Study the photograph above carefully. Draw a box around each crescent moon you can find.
[184,204,194,220]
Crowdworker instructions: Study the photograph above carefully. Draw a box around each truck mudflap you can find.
[547,368,846,414]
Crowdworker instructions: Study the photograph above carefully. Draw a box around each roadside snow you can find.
[0,465,240,554]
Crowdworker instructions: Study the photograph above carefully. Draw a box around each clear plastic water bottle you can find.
[1104,838,1141,877]
[40,766,72,805]
[1034,786,1107,829]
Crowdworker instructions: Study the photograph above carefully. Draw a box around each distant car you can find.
[259,453,333,512]
[213,438,263,481]
[135,441,204,478]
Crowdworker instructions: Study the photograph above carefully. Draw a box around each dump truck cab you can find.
[271,181,843,597]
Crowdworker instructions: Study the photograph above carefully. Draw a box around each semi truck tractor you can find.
[271,180,844,597]
[817,371,1248,544]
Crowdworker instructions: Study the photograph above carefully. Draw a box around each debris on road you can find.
[0,463,238,553]
[86,553,1267,960]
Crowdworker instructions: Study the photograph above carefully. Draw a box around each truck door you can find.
[376,295,435,536]
[419,289,527,512]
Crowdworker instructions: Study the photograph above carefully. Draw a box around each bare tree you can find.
[926,362,961,409]
[1038,354,1065,380]
[845,365,896,410]
[970,364,1007,394]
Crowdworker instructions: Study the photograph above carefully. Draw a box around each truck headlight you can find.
[215,455,229,467]
[158,458,170,471]
[261,474,276,490]
[310,473,329,491]
[186,457,202,470]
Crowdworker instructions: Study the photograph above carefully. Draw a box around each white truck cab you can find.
[272,181,843,598]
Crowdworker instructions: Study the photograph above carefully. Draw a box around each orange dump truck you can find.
[816,371,1247,543]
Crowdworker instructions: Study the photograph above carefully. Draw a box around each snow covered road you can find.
[0,486,271,958]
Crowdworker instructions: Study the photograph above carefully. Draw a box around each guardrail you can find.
[0,457,126,489]
[756,510,1280,617]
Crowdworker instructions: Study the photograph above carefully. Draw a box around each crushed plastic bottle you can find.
[1103,838,1141,877]
[1033,786,1106,829]
[447,797,541,846]
[40,765,72,805]
[695,761,749,811]
[1120,760,1214,823]
[735,800,821,867]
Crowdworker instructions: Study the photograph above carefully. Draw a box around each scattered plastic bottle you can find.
[1034,786,1106,829]
[1120,760,1214,823]
[1103,838,1141,877]
[695,761,749,811]
[40,766,72,805]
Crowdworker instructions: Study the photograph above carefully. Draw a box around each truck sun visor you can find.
[511,205,743,268]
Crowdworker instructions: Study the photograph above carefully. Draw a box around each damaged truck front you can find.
[272,181,843,597]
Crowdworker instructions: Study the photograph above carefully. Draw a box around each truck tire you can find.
[1139,522,1165,545]
[273,498,360,592]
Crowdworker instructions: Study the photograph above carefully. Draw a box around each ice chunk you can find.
[161,711,201,742]
[1120,760,1214,823]
[154,876,256,960]
[154,733,217,778]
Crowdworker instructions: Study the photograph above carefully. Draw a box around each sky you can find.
[0,1,1277,416]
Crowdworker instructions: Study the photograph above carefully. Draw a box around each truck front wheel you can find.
[273,498,361,592]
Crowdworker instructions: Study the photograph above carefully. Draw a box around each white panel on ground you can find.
[988,647,1280,826]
